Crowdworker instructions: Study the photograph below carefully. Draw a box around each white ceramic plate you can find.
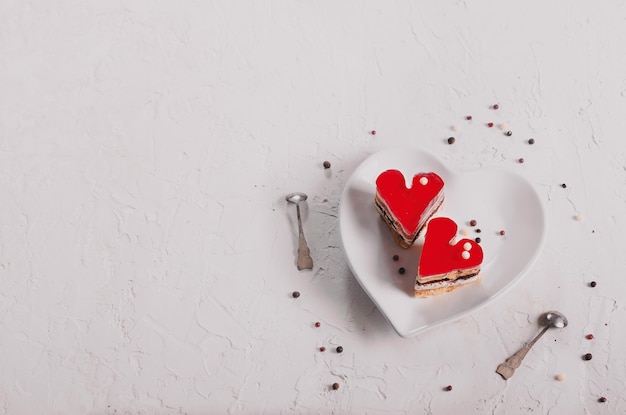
[339,147,546,337]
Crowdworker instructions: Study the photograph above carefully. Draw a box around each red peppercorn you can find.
[469,219,477,226]
[371,130,377,135]
[598,397,607,403]
[518,158,525,164]
[586,333,594,340]
[332,383,340,390]
[319,346,326,352]
[499,230,506,236]
[445,385,453,391]
[466,115,472,120]
[323,161,331,169]
[315,322,321,328]
[493,104,499,110]
[487,122,494,128]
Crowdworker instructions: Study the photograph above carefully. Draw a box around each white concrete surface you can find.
[1,1,625,413]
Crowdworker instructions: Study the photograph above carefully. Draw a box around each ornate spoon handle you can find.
[496,325,550,380]
[296,204,313,270]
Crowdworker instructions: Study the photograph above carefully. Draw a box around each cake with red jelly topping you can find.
[375,170,445,248]
[415,217,483,297]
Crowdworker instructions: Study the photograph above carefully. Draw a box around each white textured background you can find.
[2,1,626,414]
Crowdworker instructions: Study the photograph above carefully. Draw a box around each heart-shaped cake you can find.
[374,170,444,248]
[415,217,484,298]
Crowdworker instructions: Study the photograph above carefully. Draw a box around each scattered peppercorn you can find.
[336,346,344,353]
[469,219,477,226]
[487,122,494,128]
[598,397,607,403]
[466,115,472,120]
[323,161,331,169]
[499,230,506,236]
[518,158,525,164]
[475,228,482,233]
[586,333,594,340]
[528,138,535,145]
[399,267,406,275]
[505,131,512,136]
[371,130,377,135]
[292,291,300,298]
[315,322,321,328]
[493,104,499,110]
[445,385,453,391]
[332,383,340,390]
[392,254,399,261]
[319,346,326,352]
[561,183,567,188]
[583,353,593,361]
[447,136,456,144]
[590,281,597,288]
[475,237,481,243]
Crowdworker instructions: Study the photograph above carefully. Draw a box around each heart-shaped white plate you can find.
[339,147,546,337]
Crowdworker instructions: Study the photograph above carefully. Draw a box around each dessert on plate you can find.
[415,217,483,297]
[374,169,444,248]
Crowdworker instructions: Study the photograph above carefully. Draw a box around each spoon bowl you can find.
[540,310,568,329]
[286,192,308,204]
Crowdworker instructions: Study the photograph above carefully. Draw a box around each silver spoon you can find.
[286,192,313,270]
[496,311,568,380]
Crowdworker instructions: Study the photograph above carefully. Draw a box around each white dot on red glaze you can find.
[419,177,428,185]
[463,242,472,251]
[462,251,470,260]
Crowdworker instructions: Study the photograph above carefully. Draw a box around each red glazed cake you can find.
[415,217,483,297]
[374,170,444,248]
